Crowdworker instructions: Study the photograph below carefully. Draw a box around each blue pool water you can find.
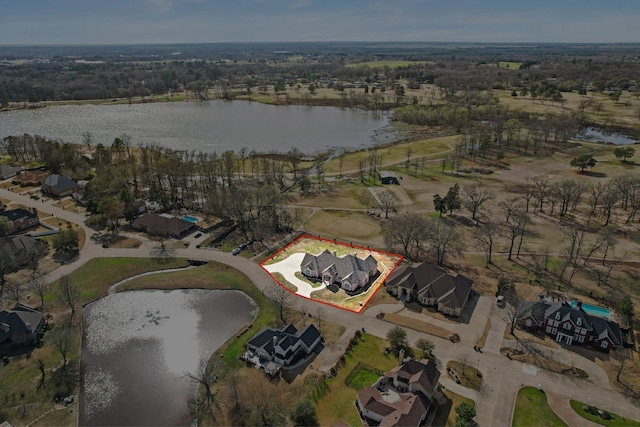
[182,215,198,223]
[570,300,611,319]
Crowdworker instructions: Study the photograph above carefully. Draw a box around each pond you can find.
[0,100,396,153]
[576,127,638,145]
[79,289,256,426]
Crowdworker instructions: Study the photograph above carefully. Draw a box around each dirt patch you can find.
[381,312,454,340]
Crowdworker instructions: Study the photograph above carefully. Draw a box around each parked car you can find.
[194,232,202,238]
[232,247,241,256]
[496,295,505,307]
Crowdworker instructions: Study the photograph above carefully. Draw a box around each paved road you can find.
[3,186,640,426]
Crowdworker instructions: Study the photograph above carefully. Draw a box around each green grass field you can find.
[346,60,431,68]
[570,400,640,426]
[315,334,397,426]
[512,387,567,427]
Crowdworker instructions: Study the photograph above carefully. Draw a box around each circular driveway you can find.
[262,252,326,298]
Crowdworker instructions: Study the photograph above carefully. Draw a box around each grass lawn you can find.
[570,400,640,426]
[304,209,383,241]
[344,363,383,390]
[315,334,397,426]
[432,388,475,427]
[446,361,482,391]
[512,387,567,427]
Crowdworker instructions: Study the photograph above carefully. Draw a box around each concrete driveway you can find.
[262,252,326,298]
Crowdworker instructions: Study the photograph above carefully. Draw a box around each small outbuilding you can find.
[379,171,400,185]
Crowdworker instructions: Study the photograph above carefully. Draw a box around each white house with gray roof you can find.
[300,249,378,291]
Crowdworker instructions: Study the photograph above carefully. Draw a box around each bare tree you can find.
[501,282,534,335]
[505,212,528,261]
[600,183,620,226]
[499,197,524,223]
[55,276,81,323]
[462,184,495,221]
[425,218,464,266]
[51,327,72,368]
[586,182,605,225]
[31,275,48,309]
[36,359,46,390]
[377,189,398,219]
[532,175,550,212]
[473,220,500,265]
[383,212,426,259]
[519,176,536,212]
[560,226,586,283]
[185,359,222,423]
[270,285,293,324]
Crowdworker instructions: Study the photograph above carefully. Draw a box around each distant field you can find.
[479,61,522,69]
[346,60,430,68]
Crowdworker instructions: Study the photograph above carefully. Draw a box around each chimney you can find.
[25,322,32,332]
[333,251,337,257]
[272,335,278,351]
[398,348,405,366]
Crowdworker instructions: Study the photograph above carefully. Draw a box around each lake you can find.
[576,127,638,145]
[0,101,396,153]
[79,289,256,426]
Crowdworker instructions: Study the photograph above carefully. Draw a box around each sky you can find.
[1,0,639,45]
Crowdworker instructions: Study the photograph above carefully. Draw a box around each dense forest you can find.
[1,42,639,108]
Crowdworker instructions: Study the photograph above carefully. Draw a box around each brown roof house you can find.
[385,262,473,317]
[0,208,40,233]
[0,235,47,270]
[12,170,49,186]
[0,303,46,350]
[300,250,378,292]
[42,174,79,197]
[357,353,441,427]
[131,212,197,239]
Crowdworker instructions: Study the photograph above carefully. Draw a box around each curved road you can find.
[2,187,639,426]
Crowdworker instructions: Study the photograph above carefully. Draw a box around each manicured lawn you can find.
[512,387,567,427]
[315,334,397,426]
[570,400,640,426]
[432,388,475,427]
[446,361,482,391]
[345,363,383,390]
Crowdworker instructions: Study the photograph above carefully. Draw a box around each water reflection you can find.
[576,127,638,145]
[0,101,395,153]
[80,289,256,426]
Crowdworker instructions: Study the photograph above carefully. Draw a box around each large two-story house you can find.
[357,355,441,427]
[0,303,46,350]
[516,301,623,351]
[385,262,473,317]
[300,250,378,292]
[244,323,322,375]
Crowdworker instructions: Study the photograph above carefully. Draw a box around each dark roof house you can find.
[300,249,378,292]
[245,323,322,374]
[516,301,623,351]
[0,208,39,233]
[42,174,78,197]
[386,262,473,317]
[131,213,197,238]
[0,303,45,348]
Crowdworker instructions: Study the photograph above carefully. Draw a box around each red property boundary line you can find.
[259,234,404,314]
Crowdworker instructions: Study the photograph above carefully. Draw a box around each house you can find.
[385,262,473,317]
[300,249,378,292]
[0,164,24,180]
[0,235,47,269]
[0,303,46,348]
[357,355,440,427]
[12,170,49,186]
[0,208,40,233]
[379,171,400,185]
[131,213,196,238]
[516,301,623,351]
[244,323,322,374]
[41,174,79,197]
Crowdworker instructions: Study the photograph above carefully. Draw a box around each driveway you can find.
[262,252,326,298]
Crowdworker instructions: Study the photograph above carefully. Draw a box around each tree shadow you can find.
[578,171,607,178]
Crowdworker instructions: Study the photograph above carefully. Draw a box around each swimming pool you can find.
[570,300,611,319]
[182,215,199,223]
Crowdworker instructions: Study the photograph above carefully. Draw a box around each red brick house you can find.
[0,208,39,233]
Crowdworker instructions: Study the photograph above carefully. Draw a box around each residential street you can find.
[3,186,640,426]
